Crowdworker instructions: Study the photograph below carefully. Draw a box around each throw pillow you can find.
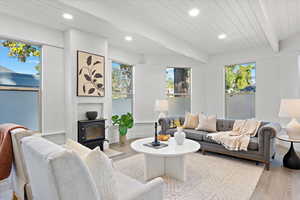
[170,119,182,128]
[196,113,217,132]
[182,113,199,129]
[63,139,91,159]
[84,147,118,200]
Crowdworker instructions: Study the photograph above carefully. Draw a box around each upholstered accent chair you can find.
[10,129,38,200]
[21,136,163,200]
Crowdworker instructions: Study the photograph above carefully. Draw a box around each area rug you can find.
[104,148,124,158]
[114,153,264,200]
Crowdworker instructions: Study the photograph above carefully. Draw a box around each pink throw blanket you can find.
[0,123,27,180]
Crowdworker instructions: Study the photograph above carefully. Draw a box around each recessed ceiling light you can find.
[188,8,200,17]
[124,36,133,41]
[218,33,227,40]
[62,13,73,20]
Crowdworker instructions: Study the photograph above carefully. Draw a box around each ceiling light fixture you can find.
[188,8,200,17]
[218,33,227,40]
[62,13,73,20]
[124,36,133,41]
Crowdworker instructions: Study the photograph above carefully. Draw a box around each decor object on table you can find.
[112,113,134,145]
[174,127,186,145]
[155,100,168,119]
[279,99,300,139]
[158,134,170,141]
[77,50,105,97]
[182,113,199,129]
[151,122,161,146]
[277,133,300,170]
[196,113,217,132]
[86,111,98,120]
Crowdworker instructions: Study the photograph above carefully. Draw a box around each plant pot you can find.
[119,135,127,145]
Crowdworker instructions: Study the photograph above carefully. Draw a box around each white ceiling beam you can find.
[57,0,208,63]
[253,0,279,52]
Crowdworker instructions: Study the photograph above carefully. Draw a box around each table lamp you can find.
[155,99,169,119]
[279,99,300,139]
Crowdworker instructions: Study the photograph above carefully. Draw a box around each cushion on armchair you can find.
[84,147,119,200]
[63,139,91,159]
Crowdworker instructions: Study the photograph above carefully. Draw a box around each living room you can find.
[0,0,300,200]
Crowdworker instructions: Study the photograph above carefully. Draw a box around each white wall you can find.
[134,64,165,122]
[204,43,300,150]
[205,46,300,121]
[134,55,207,122]
[0,13,63,48]
[41,46,65,135]
[64,29,109,141]
[108,46,142,65]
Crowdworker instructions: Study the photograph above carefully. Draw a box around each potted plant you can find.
[112,113,134,145]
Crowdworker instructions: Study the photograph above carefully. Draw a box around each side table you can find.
[277,134,300,170]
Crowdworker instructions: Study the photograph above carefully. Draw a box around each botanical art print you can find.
[77,51,105,96]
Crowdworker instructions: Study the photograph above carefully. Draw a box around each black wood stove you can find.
[78,119,107,151]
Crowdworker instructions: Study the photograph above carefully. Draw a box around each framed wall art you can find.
[77,50,105,97]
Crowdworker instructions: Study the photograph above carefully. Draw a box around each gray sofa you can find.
[159,117,281,170]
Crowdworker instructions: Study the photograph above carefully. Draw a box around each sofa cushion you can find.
[184,129,207,141]
[203,134,259,151]
[216,119,235,132]
[182,113,199,129]
[196,113,217,132]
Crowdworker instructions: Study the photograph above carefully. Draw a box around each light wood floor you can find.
[110,139,300,200]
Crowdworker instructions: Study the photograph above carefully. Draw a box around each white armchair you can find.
[21,136,163,200]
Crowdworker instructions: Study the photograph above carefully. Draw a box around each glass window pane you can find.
[225,63,256,119]
[112,61,133,116]
[0,39,41,130]
[166,67,191,116]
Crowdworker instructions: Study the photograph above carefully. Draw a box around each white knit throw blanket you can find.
[207,120,260,151]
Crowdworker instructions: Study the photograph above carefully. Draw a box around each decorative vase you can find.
[86,111,98,120]
[119,135,127,145]
[174,127,185,145]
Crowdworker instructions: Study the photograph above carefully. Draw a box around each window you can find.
[225,62,256,119]
[112,61,133,116]
[0,39,41,130]
[165,67,191,116]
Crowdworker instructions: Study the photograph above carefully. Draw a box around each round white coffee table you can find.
[131,137,200,182]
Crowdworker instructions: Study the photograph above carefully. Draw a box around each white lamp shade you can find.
[279,99,300,118]
[155,100,169,112]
